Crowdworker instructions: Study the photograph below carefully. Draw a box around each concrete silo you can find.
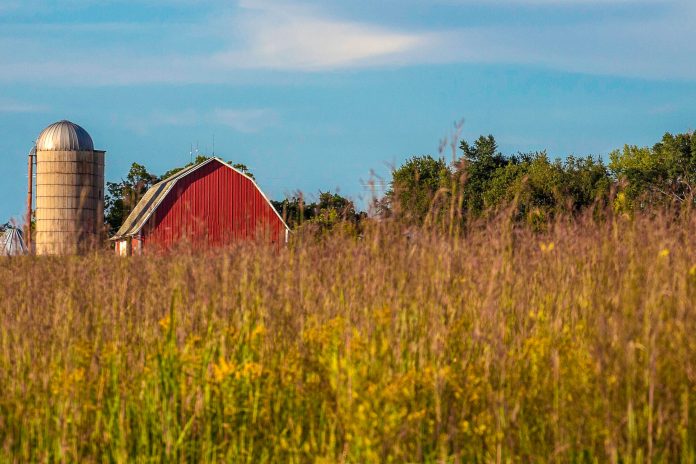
[33,120,105,255]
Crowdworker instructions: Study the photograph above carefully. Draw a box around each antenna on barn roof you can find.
[212,133,215,156]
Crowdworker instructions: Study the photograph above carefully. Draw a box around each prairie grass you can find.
[0,212,695,462]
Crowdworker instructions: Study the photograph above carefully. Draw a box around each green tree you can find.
[272,191,363,232]
[482,153,610,221]
[560,155,611,211]
[455,135,613,225]
[308,192,361,232]
[477,152,563,225]
[456,135,509,215]
[652,131,696,202]
[387,155,451,223]
[609,145,667,208]
[609,131,696,208]
[231,163,255,180]
[105,163,159,235]
[271,194,317,229]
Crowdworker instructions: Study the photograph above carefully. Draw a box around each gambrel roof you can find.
[111,157,288,240]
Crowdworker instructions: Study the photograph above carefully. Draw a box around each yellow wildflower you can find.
[540,242,555,253]
[159,315,170,331]
[658,248,670,259]
[251,323,266,339]
[239,361,263,380]
[212,357,235,382]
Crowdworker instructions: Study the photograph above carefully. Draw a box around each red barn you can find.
[111,157,289,255]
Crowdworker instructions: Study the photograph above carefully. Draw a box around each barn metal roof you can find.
[36,120,94,151]
[111,157,289,240]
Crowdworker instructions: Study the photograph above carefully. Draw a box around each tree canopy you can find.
[271,191,361,233]
[103,130,696,238]
[386,155,450,224]
[105,163,159,235]
[384,130,694,227]
[609,131,696,209]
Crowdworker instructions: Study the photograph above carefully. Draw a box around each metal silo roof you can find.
[0,227,27,256]
[36,120,94,151]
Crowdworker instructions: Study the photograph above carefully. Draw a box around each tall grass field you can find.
[1,213,695,462]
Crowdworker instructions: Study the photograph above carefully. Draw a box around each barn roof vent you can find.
[36,120,94,151]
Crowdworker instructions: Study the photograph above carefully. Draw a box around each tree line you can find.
[383,130,696,228]
[105,130,696,235]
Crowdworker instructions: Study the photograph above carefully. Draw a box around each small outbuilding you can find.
[111,157,289,255]
[1,227,28,256]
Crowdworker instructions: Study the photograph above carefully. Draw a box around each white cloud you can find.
[214,1,437,70]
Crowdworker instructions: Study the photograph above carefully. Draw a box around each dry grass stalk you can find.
[0,211,695,462]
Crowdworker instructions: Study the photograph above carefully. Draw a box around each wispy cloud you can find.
[0,0,694,83]
[0,0,443,83]
[0,1,20,14]
[441,0,649,4]
[0,100,50,113]
[215,1,438,70]
[120,108,279,135]
[441,0,696,80]
[212,109,279,133]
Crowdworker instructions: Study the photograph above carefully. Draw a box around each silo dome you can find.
[33,119,104,255]
[36,120,94,151]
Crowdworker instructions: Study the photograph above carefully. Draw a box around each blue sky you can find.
[1,0,695,222]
